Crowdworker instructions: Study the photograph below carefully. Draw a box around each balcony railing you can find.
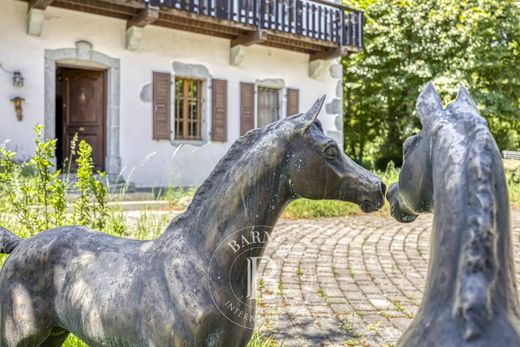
[143,0,364,50]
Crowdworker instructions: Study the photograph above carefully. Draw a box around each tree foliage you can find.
[343,0,520,169]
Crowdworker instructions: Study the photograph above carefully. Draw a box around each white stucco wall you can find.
[0,0,343,187]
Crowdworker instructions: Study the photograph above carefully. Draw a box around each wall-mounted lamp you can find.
[11,96,25,121]
[0,63,24,88]
[12,71,24,88]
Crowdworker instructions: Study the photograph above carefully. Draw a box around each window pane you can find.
[175,79,184,138]
[257,87,279,127]
[187,80,201,139]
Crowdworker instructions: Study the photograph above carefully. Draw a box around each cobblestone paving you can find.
[255,210,520,347]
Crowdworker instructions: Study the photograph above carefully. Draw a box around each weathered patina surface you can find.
[0,96,385,347]
[387,83,520,346]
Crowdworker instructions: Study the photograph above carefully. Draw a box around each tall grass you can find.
[62,330,279,347]
[161,186,197,210]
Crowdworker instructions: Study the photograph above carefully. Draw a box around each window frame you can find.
[256,86,281,128]
[254,79,286,128]
[174,77,204,141]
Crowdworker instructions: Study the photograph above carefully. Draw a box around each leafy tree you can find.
[343,0,520,169]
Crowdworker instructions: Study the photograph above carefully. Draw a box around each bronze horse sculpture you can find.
[387,83,520,346]
[0,97,386,347]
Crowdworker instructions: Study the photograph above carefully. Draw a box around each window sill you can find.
[171,138,207,147]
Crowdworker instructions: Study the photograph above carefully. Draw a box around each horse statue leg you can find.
[0,303,54,346]
[0,228,65,347]
[0,284,64,347]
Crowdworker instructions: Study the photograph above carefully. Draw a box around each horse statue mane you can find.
[188,119,287,213]
[448,88,500,340]
[187,97,325,214]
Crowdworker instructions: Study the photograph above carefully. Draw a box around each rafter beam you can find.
[126,6,159,29]
[29,0,54,10]
[231,30,268,47]
[309,46,349,62]
[126,6,159,51]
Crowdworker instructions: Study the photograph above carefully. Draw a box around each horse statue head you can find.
[284,96,386,211]
[387,82,520,346]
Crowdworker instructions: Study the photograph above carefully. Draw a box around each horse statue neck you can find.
[425,117,520,338]
[158,127,293,259]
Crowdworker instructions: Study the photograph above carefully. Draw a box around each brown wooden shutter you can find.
[286,88,299,116]
[152,72,171,140]
[211,79,227,142]
[240,82,255,135]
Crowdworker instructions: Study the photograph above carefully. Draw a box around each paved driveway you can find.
[256,210,520,347]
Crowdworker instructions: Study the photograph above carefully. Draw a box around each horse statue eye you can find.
[403,135,418,155]
[324,145,338,158]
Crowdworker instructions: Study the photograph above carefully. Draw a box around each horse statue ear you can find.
[299,95,326,132]
[455,85,478,111]
[416,82,442,126]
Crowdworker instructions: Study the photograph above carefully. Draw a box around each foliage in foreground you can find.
[344,0,520,169]
[0,126,111,237]
[508,166,520,207]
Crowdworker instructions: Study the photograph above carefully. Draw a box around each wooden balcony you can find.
[25,0,364,60]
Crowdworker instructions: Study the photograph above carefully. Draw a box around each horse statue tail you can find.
[453,132,499,341]
[0,226,22,254]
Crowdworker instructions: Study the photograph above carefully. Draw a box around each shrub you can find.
[0,125,116,235]
[0,126,67,236]
[507,167,520,208]
[72,140,108,230]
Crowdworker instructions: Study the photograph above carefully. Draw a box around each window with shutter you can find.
[152,72,171,140]
[240,82,255,135]
[211,79,227,142]
[286,88,299,116]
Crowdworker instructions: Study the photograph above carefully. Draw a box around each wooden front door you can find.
[62,68,106,171]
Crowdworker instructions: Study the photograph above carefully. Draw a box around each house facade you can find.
[0,0,363,188]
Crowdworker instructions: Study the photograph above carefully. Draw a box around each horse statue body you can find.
[0,97,386,347]
[387,83,520,346]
